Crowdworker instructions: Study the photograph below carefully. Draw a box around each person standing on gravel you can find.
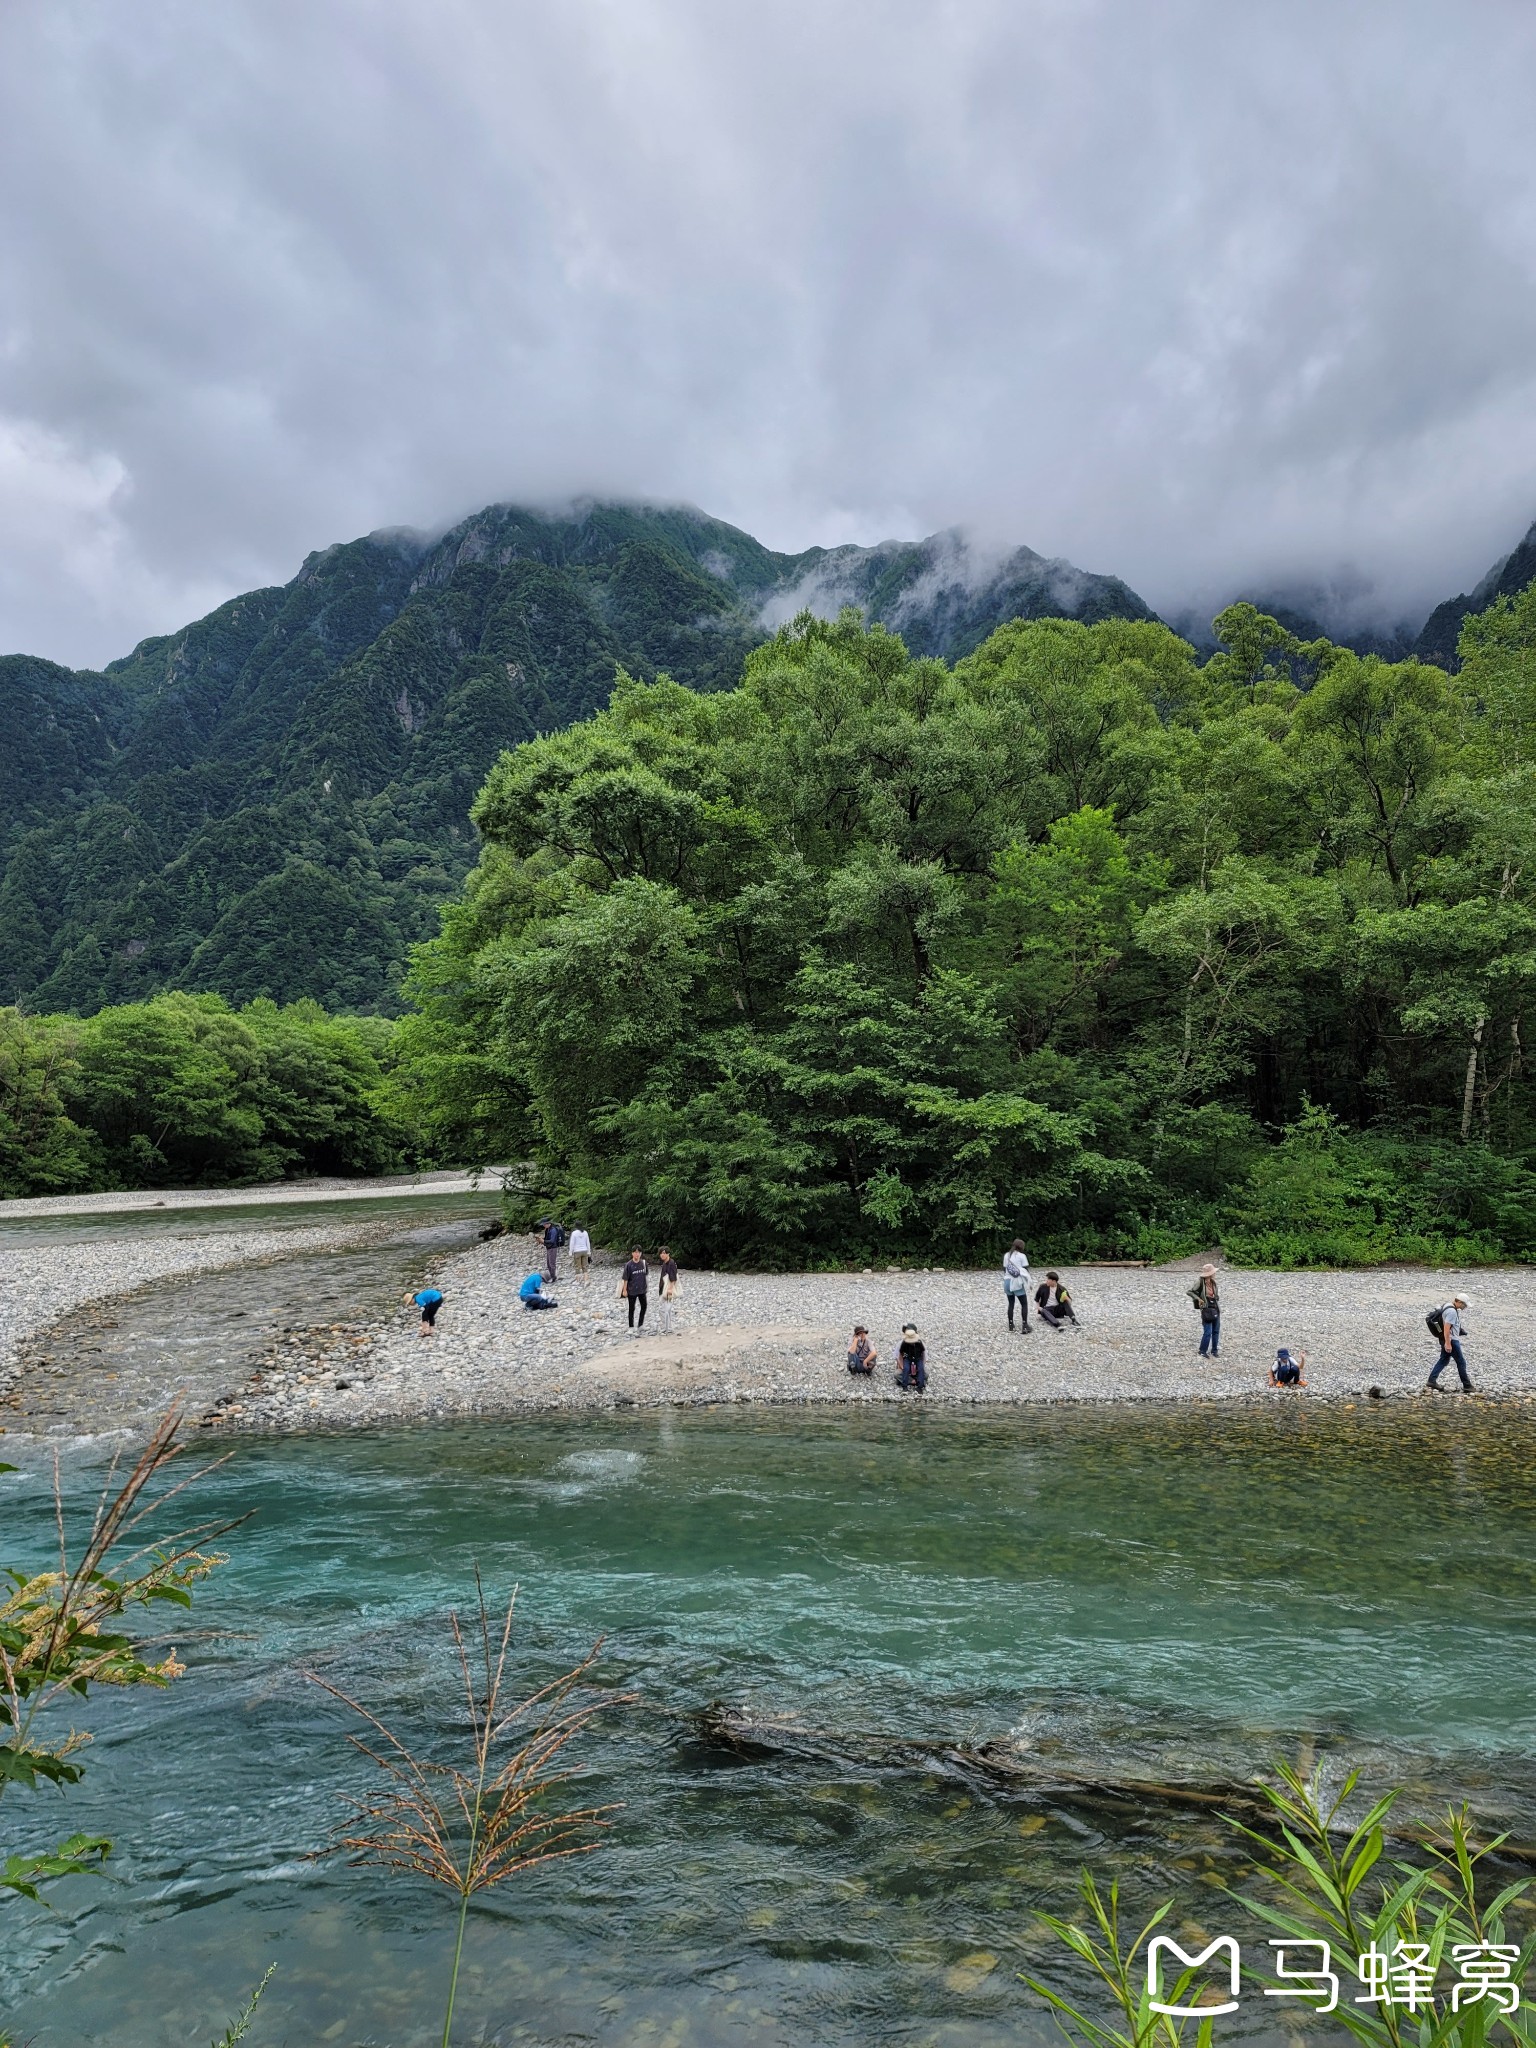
[1427,1295,1475,1392]
[542,1218,565,1281]
[657,1246,681,1332]
[620,1247,649,1331]
[1188,1265,1221,1358]
[569,1224,591,1279]
[1003,1240,1032,1332]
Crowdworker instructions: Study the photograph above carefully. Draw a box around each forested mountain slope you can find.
[0,501,1151,1013]
[1417,516,1536,667]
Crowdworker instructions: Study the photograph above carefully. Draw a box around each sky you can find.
[4,0,1536,667]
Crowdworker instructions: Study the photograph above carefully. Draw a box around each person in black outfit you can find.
[895,1324,927,1392]
[1035,1272,1078,1329]
[621,1247,649,1330]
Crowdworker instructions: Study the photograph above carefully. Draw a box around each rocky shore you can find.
[205,1234,1536,1431]
[0,1218,392,1430]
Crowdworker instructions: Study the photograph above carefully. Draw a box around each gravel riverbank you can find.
[212,1235,1536,1431]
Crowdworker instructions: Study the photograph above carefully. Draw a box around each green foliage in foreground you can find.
[0,992,410,1195]
[403,586,1536,1265]
[1027,1766,1536,2048]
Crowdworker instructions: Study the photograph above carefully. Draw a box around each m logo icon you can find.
[1147,1934,1241,2015]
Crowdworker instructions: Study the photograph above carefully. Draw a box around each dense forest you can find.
[0,501,1149,1016]
[390,583,1536,1267]
[6,506,1536,1267]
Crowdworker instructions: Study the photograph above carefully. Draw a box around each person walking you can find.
[1427,1294,1475,1392]
[542,1218,565,1282]
[1188,1265,1221,1358]
[657,1246,680,1332]
[569,1224,591,1280]
[1003,1240,1032,1332]
[620,1247,649,1332]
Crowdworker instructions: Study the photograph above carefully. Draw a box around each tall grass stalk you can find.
[307,1575,630,2048]
[1,1404,238,1898]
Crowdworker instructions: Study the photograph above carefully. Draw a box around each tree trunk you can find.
[1460,1016,1486,1142]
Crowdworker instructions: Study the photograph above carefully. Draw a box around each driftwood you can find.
[691,1703,1536,1864]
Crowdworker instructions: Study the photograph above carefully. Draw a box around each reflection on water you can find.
[4,1402,1535,2045]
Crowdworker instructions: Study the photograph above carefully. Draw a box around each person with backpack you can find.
[406,1286,444,1337]
[1427,1295,1475,1392]
[895,1324,928,1392]
[1003,1240,1032,1332]
[542,1218,566,1281]
[1188,1265,1221,1357]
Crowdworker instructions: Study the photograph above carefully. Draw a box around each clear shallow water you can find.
[0,1188,500,1249]
[4,1403,1535,2046]
[5,1194,498,1437]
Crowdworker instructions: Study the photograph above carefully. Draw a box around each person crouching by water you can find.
[896,1324,927,1392]
[847,1325,877,1376]
[1188,1265,1221,1358]
[1035,1272,1078,1329]
[1003,1240,1031,1332]
[1269,1346,1307,1388]
[620,1247,649,1331]
[519,1271,558,1311]
[657,1246,680,1332]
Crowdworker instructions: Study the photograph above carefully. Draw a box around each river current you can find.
[2,1208,1534,2045]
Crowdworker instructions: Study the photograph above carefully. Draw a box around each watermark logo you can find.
[1144,1938,1522,2017]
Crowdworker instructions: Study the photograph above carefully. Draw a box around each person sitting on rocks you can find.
[1035,1272,1078,1328]
[847,1325,878,1375]
[1269,1346,1307,1388]
[895,1325,927,1392]
[519,1271,559,1312]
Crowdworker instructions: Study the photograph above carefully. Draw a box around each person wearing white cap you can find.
[1428,1294,1475,1392]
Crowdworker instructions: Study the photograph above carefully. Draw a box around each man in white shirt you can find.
[1428,1294,1474,1392]
[569,1225,592,1279]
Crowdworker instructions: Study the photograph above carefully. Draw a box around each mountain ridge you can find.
[0,498,1153,1014]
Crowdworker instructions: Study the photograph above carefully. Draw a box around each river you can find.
[2,1207,1534,2045]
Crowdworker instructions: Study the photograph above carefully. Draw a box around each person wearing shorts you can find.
[570,1225,591,1278]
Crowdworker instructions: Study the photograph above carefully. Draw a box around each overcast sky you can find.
[4,0,1536,666]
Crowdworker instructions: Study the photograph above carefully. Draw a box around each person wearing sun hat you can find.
[895,1324,927,1392]
[1187,1263,1221,1358]
[1428,1292,1475,1392]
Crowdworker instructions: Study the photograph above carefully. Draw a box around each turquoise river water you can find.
[5,1392,1535,2047]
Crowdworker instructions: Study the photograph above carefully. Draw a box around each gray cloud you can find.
[4,0,1536,665]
